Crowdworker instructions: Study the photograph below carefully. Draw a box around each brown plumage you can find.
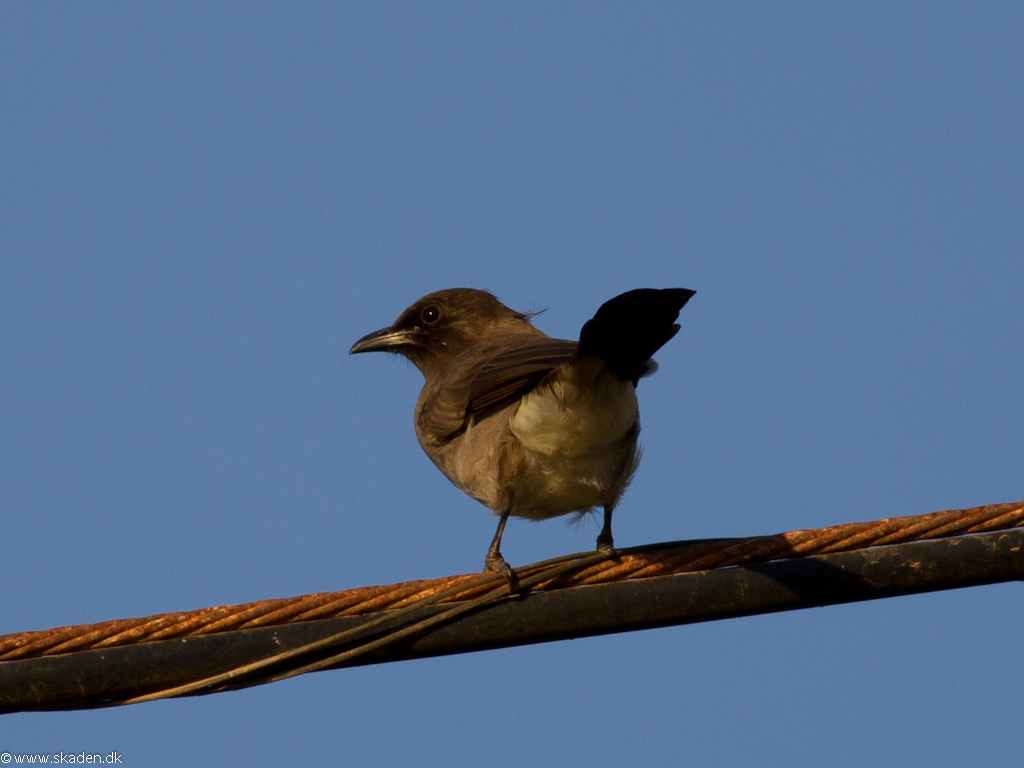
[350,287,695,582]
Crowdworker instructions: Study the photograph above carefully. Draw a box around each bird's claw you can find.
[484,550,518,590]
[596,531,615,555]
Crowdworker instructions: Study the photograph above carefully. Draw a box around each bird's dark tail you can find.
[576,288,696,383]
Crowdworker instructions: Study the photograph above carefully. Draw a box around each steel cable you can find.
[1,500,1021,665]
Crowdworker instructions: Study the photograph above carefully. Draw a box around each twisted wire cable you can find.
[2,500,1021,664]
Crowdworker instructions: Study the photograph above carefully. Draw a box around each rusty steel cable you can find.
[1,500,1022,667]
[122,550,614,705]
[0,500,1021,712]
[125,499,1024,705]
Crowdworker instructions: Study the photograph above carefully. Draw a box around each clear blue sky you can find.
[2,3,1021,765]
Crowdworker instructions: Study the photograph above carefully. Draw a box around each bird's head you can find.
[349,288,537,378]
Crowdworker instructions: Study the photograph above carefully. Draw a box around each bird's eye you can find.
[421,305,441,325]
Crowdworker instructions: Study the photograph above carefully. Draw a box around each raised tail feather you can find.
[576,288,695,383]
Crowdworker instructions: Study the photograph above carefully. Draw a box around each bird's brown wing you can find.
[467,338,579,418]
[418,338,578,442]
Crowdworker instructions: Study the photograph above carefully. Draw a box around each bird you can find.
[349,287,695,582]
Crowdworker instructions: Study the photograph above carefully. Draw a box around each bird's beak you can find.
[349,326,415,354]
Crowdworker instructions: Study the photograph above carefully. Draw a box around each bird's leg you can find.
[596,504,615,554]
[484,509,517,587]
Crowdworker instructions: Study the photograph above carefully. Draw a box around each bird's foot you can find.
[596,531,615,555]
[484,550,518,590]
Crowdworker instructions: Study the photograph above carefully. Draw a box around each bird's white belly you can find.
[509,360,639,519]
[510,359,638,456]
[510,447,630,519]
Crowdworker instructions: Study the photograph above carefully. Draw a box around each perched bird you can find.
[350,287,695,581]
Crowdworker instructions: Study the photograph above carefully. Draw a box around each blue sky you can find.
[1,3,1021,765]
